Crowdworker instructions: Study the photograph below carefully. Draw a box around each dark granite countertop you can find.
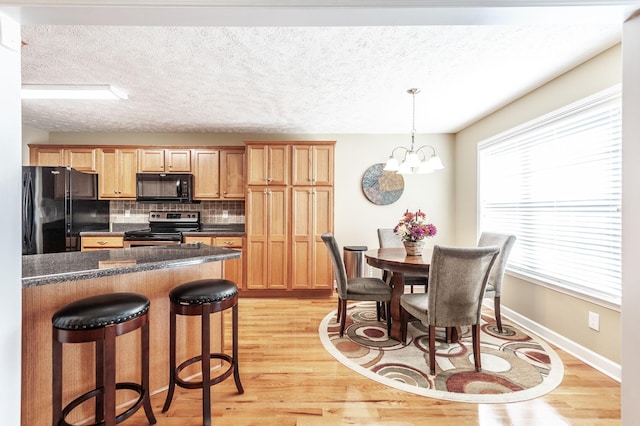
[22,243,240,288]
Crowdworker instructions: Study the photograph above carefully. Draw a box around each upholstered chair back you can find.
[321,233,348,299]
[477,233,516,296]
[377,228,404,248]
[427,245,500,327]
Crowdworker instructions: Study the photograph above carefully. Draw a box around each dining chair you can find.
[377,228,429,293]
[477,232,516,333]
[321,232,392,338]
[399,245,500,375]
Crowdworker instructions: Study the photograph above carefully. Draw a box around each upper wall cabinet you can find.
[220,148,246,199]
[192,149,220,199]
[29,146,98,173]
[97,148,138,199]
[245,143,289,186]
[138,148,191,173]
[192,148,246,200]
[291,144,334,186]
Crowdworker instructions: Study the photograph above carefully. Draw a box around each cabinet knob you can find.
[267,177,272,182]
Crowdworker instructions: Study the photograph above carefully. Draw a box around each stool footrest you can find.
[60,382,147,426]
[174,354,236,390]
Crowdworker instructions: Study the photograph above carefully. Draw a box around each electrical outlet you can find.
[222,210,229,218]
[124,210,131,217]
[588,311,600,331]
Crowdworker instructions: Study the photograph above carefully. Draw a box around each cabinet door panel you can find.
[65,148,97,172]
[291,188,313,289]
[246,146,267,185]
[193,149,220,199]
[138,149,165,172]
[220,150,245,199]
[30,147,63,166]
[167,149,191,172]
[292,146,312,185]
[313,145,334,186]
[267,146,289,185]
[119,149,138,198]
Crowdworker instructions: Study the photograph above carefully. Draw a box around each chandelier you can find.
[383,88,444,175]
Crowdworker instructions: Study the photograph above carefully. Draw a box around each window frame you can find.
[477,85,622,311]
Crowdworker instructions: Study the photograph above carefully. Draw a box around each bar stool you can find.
[52,292,156,426]
[162,279,244,426]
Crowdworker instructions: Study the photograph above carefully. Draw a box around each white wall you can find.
[455,44,623,368]
[621,11,640,426]
[0,12,23,425]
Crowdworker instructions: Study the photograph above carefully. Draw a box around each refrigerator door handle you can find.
[22,170,35,254]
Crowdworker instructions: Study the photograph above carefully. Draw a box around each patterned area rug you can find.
[318,302,564,403]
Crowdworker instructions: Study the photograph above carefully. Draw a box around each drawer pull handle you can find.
[97,241,108,245]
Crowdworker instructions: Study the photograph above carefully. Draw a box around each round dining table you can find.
[364,247,433,342]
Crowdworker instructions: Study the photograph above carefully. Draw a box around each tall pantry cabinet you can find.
[245,141,335,294]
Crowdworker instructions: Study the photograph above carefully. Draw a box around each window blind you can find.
[478,86,621,306]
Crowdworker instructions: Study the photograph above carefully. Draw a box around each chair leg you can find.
[202,304,212,426]
[232,303,245,394]
[336,298,342,323]
[494,296,503,333]
[103,326,117,426]
[428,325,436,375]
[385,302,391,337]
[472,324,482,372]
[339,299,348,337]
[162,310,177,413]
[399,307,408,345]
[141,320,157,424]
[52,336,63,426]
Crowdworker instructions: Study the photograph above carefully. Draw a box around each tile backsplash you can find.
[110,200,245,225]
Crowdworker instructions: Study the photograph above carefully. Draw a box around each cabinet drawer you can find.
[81,236,124,250]
[213,237,243,248]
[183,236,214,245]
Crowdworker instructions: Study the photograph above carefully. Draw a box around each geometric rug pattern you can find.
[318,302,564,403]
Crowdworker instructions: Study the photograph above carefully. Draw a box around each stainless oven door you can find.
[123,240,181,248]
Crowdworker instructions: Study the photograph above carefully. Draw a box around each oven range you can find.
[123,211,200,248]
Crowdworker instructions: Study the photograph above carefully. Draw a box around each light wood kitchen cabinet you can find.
[183,235,245,288]
[30,146,63,166]
[290,186,334,289]
[220,149,245,199]
[138,148,191,173]
[245,143,289,186]
[80,235,124,251]
[192,149,220,199]
[29,146,98,172]
[245,186,288,290]
[291,144,334,186]
[97,148,137,199]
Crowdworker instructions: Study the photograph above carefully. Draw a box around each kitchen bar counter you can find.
[22,243,240,287]
[22,244,238,425]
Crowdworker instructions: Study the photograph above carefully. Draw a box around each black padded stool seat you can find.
[52,292,156,426]
[162,279,244,426]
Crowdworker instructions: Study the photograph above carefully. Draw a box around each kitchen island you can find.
[22,243,240,425]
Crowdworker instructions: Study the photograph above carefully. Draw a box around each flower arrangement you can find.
[394,210,437,242]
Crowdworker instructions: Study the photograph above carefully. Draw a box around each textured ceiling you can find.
[20,23,621,134]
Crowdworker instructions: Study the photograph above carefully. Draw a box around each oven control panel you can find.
[148,211,200,223]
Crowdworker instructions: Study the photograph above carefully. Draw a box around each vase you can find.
[403,240,425,256]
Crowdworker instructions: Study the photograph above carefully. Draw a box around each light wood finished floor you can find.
[126,296,620,425]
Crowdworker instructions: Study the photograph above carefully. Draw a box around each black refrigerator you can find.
[22,166,110,255]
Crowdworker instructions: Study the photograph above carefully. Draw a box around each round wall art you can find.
[361,163,404,205]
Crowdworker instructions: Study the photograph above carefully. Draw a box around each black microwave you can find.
[136,173,194,203]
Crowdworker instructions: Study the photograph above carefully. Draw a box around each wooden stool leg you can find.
[202,303,212,426]
[232,303,244,394]
[103,325,117,426]
[162,310,177,413]
[52,335,62,426]
[141,320,157,424]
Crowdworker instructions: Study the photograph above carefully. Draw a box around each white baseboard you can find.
[483,300,621,382]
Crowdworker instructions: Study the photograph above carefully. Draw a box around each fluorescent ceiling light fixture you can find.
[21,84,128,100]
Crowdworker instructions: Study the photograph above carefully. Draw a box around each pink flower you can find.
[394,210,437,242]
